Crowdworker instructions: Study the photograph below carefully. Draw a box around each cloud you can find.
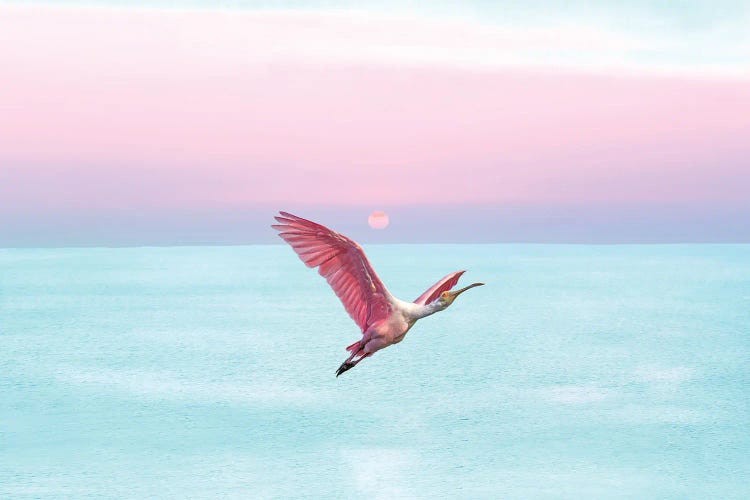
[4,2,749,77]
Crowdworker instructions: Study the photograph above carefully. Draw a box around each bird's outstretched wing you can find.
[414,270,465,305]
[273,211,392,332]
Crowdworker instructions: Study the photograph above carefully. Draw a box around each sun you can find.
[368,210,389,229]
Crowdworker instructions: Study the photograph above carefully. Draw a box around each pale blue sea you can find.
[1,245,749,499]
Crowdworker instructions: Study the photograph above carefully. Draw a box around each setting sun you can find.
[367,211,389,229]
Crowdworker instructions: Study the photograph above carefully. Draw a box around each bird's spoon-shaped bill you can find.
[447,282,485,299]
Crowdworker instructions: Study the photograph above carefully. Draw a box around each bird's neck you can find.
[407,300,444,321]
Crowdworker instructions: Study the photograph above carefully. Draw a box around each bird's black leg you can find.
[335,352,370,377]
[335,361,355,377]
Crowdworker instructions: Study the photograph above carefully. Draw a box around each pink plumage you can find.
[414,270,466,305]
[272,211,484,377]
[272,211,391,332]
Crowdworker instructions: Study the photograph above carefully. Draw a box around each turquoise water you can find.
[1,245,749,498]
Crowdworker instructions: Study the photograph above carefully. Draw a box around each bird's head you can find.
[436,282,485,309]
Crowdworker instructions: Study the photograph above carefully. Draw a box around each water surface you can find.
[1,245,749,498]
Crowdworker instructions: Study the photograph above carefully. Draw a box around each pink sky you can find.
[1,4,749,243]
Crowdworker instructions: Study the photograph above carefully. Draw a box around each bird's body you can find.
[272,211,484,376]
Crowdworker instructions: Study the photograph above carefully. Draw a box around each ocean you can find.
[1,244,748,498]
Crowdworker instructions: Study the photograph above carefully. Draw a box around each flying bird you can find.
[272,212,484,377]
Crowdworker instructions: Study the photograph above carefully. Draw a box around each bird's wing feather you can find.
[273,211,392,332]
[414,270,465,305]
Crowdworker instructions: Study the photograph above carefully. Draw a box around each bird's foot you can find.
[336,361,355,377]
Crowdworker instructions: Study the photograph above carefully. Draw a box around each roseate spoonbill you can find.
[272,212,484,377]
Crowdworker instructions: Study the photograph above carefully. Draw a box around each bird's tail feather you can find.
[345,341,361,353]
